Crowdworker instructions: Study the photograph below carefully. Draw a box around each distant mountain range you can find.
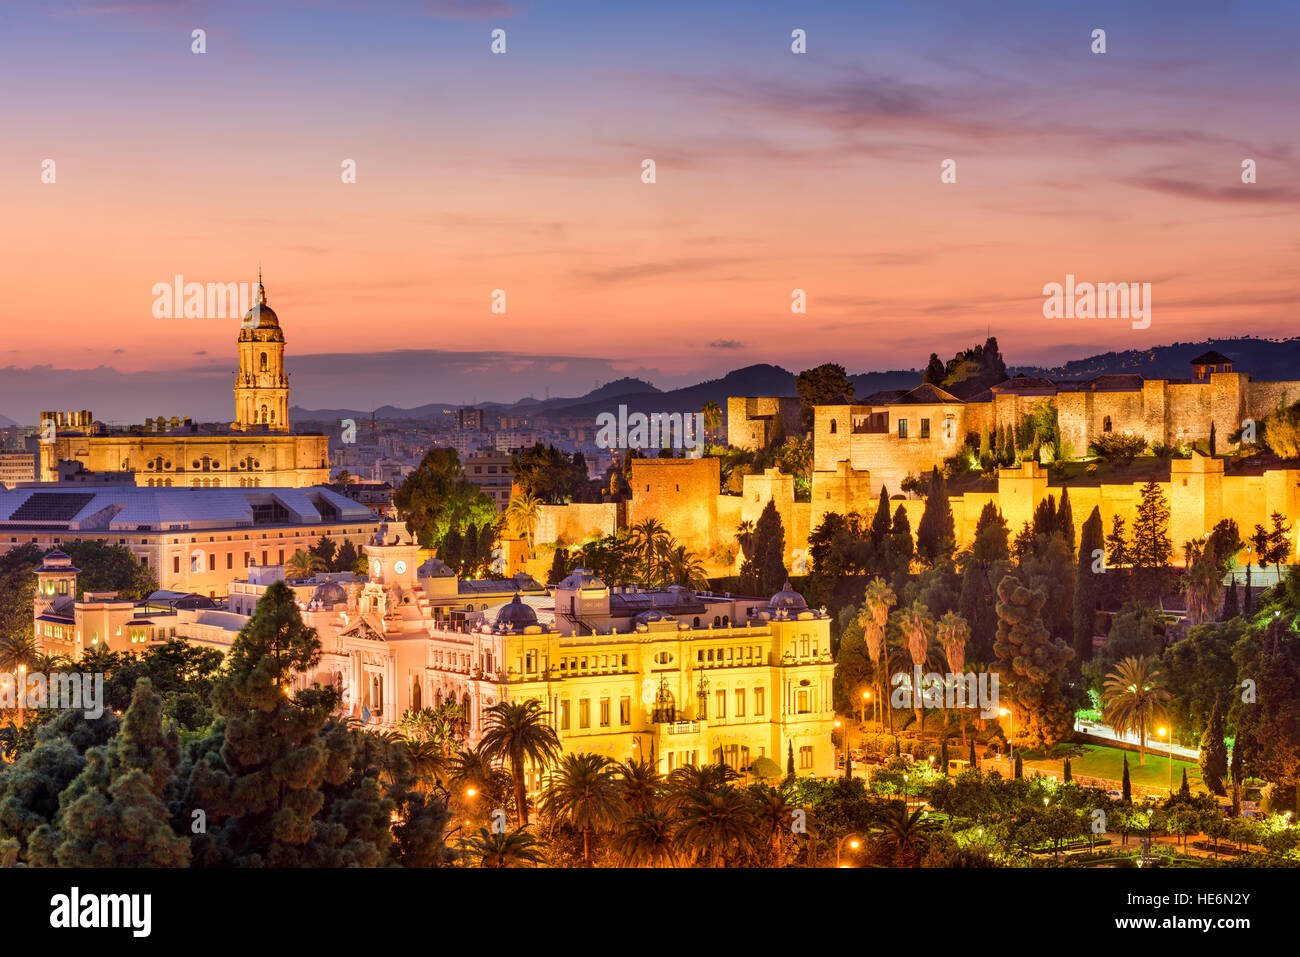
[289,336,1300,424]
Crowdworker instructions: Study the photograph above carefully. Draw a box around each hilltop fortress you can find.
[545,352,1300,570]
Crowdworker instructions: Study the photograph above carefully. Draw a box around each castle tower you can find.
[232,272,289,433]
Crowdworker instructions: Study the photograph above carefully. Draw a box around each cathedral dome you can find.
[768,581,808,615]
[241,278,282,332]
[492,593,539,632]
[310,581,348,608]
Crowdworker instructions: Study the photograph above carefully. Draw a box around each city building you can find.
[0,451,36,486]
[463,450,514,512]
[1,483,382,596]
[37,277,329,488]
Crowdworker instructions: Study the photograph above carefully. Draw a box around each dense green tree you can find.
[480,699,562,824]
[395,448,498,549]
[29,678,188,867]
[1122,756,1132,803]
[1056,489,1075,553]
[510,443,595,504]
[795,363,854,431]
[923,353,946,385]
[741,499,788,595]
[59,540,158,601]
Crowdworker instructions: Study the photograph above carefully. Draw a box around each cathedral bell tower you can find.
[232,271,290,433]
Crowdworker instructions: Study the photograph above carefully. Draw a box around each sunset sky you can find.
[1,0,1297,422]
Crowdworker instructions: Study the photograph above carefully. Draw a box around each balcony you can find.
[665,720,700,735]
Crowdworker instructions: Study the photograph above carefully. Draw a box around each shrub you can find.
[1089,432,1147,465]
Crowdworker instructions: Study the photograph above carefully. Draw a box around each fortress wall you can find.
[962,400,995,439]
[813,405,854,472]
[1244,379,1300,424]
[535,502,620,546]
[716,494,743,549]
[1055,392,1090,460]
[1165,383,1215,445]
[727,396,801,451]
[629,457,720,552]
[740,468,797,539]
[810,462,876,532]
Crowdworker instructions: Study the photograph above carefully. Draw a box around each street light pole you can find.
[835,833,862,867]
[1158,726,1172,793]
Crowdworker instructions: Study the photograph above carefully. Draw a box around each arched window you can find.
[829,419,837,434]
[1103,416,1113,433]
[411,678,422,711]
[259,352,268,372]
[260,404,269,424]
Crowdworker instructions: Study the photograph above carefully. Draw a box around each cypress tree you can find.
[1032,494,1057,540]
[547,547,569,586]
[1073,507,1105,663]
[751,499,788,595]
[916,467,955,565]
[1056,489,1075,553]
[893,736,901,758]
[1199,695,1229,795]
[1221,581,1239,620]
[441,528,463,575]
[1179,768,1190,799]
[1063,757,1072,783]
[940,739,950,776]
[969,739,977,770]
[1013,752,1023,780]
[870,485,892,547]
[1244,564,1253,617]
[787,739,795,778]
[1122,755,1132,803]
[1209,421,1217,457]
[890,505,913,575]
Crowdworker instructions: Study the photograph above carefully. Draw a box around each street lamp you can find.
[860,690,870,725]
[835,833,863,867]
[1158,726,1172,793]
[999,706,1015,778]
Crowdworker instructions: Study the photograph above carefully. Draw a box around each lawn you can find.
[1023,743,1205,793]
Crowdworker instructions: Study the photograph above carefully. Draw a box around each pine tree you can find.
[1122,755,1132,803]
[916,467,955,565]
[1131,480,1173,601]
[179,580,363,867]
[993,575,1074,749]
[1105,515,1130,567]
[1199,695,1229,796]
[29,678,189,867]
[1073,507,1105,663]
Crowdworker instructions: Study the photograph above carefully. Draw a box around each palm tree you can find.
[859,577,896,732]
[1183,548,1221,626]
[663,543,708,590]
[630,518,671,582]
[675,785,759,867]
[936,611,972,745]
[871,802,939,866]
[701,400,723,445]
[400,738,448,794]
[479,699,562,824]
[285,549,325,579]
[457,826,548,867]
[615,757,663,815]
[1101,656,1170,766]
[610,810,679,867]
[735,520,756,563]
[895,600,934,733]
[448,742,511,805]
[0,634,37,679]
[540,752,625,866]
[664,762,739,809]
[750,786,798,866]
[505,490,543,554]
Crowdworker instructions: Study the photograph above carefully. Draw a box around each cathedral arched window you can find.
[411,678,422,711]
[260,352,268,372]
[260,405,269,424]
